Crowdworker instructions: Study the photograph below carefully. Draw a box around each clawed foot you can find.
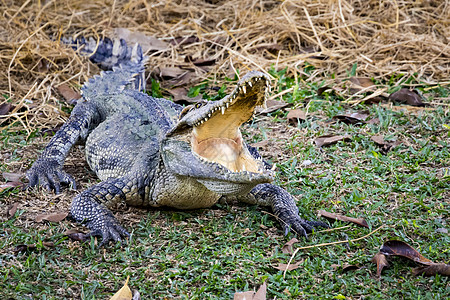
[283,218,329,238]
[26,158,76,193]
[84,215,130,247]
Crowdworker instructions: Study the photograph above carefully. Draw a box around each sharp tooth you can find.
[226,102,229,108]
[221,106,225,114]
[200,120,204,124]
[204,117,208,122]
[248,82,252,87]
[263,102,267,109]
[208,113,211,117]
[242,86,246,93]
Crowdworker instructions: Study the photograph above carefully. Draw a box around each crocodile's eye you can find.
[195,101,206,109]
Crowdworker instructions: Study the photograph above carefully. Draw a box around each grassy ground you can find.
[1,68,449,299]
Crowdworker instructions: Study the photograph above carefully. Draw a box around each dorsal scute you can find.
[78,39,148,100]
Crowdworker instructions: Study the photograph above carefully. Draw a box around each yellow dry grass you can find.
[0,0,449,132]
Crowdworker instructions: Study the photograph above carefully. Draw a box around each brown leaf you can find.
[168,36,199,46]
[185,55,216,67]
[14,242,54,253]
[254,282,267,300]
[281,238,299,254]
[6,202,19,219]
[113,28,168,52]
[333,112,369,124]
[2,172,23,182]
[287,109,306,125]
[389,88,426,106]
[366,118,380,124]
[273,261,302,271]
[412,263,450,277]
[371,252,389,277]
[341,264,360,272]
[314,135,352,147]
[370,135,402,153]
[35,212,68,223]
[56,84,81,104]
[0,103,14,116]
[256,100,289,114]
[110,276,133,300]
[251,140,269,148]
[234,282,267,300]
[65,229,89,242]
[380,240,434,265]
[318,210,369,228]
[0,181,24,192]
[349,77,375,88]
[156,67,188,80]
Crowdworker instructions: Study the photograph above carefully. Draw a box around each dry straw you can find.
[1,0,449,132]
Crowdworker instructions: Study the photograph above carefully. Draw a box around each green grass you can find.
[1,69,449,299]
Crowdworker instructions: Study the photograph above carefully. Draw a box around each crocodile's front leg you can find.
[70,177,133,246]
[27,100,101,193]
[239,183,328,237]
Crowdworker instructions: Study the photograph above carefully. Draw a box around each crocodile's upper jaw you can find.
[162,71,273,193]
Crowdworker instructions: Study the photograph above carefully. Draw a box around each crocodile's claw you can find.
[85,214,130,247]
[284,217,329,238]
[26,158,76,193]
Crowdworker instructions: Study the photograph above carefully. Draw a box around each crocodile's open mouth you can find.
[190,73,270,173]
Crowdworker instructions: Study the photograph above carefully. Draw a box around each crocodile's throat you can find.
[190,74,270,173]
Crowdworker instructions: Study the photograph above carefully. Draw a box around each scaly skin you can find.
[27,37,327,246]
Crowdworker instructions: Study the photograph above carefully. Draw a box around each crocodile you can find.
[27,37,327,245]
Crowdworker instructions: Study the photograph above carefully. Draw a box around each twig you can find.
[283,225,385,278]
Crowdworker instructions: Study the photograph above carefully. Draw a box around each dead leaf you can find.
[254,282,266,300]
[435,228,448,234]
[366,118,380,124]
[349,77,375,89]
[273,261,302,271]
[251,140,269,148]
[234,282,266,300]
[0,181,24,192]
[168,36,199,46]
[379,240,433,265]
[287,109,306,125]
[35,212,68,223]
[65,229,89,242]
[389,88,427,106]
[370,135,401,153]
[314,135,351,147]
[256,100,289,114]
[333,112,369,124]
[6,202,19,219]
[2,172,23,182]
[281,238,299,254]
[14,242,54,253]
[185,55,216,66]
[0,103,14,116]
[113,28,168,52]
[371,252,389,277]
[56,84,81,104]
[412,263,450,277]
[318,210,369,228]
[156,67,188,79]
[110,276,133,300]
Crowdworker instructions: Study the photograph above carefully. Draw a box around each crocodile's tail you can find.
[62,37,148,99]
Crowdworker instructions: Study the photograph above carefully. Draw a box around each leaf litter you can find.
[372,240,450,277]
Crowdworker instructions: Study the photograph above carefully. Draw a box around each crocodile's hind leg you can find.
[236,183,329,237]
[70,176,140,245]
